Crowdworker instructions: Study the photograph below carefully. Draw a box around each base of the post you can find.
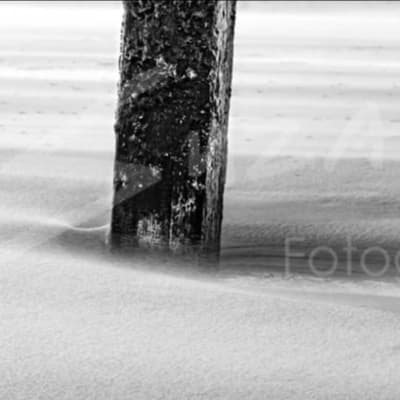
[108,231,220,270]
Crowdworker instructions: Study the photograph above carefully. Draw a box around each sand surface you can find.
[1,2,400,399]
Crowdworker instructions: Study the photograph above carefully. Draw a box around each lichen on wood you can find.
[111,0,236,261]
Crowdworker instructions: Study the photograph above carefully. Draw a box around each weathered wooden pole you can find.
[111,0,236,261]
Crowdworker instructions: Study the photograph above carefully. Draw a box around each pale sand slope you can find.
[2,2,400,399]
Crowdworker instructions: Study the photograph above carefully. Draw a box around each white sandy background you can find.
[1,1,400,399]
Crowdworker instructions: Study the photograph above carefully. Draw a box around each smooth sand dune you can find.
[2,2,400,399]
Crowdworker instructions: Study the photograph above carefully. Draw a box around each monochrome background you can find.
[1,1,400,399]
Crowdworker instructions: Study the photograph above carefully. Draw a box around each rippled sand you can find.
[1,2,400,399]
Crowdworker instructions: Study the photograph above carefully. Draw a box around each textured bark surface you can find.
[111,0,236,260]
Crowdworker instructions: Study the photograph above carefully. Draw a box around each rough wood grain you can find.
[111,0,236,261]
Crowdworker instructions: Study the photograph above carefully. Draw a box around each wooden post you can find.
[111,0,236,261]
